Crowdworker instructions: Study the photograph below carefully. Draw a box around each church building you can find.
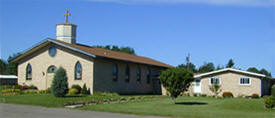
[11,11,172,94]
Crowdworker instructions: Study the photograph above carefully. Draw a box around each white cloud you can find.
[88,0,275,7]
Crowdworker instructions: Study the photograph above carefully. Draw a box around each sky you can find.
[0,0,275,75]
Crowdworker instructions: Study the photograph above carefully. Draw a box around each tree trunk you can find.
[172,97,176,104]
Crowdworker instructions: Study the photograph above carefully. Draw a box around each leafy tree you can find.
[209,84,222,98]
[247,67,259,73]
[95,45,135,55]
[216,65,224,70]
[198,62,215,73]
[226,59,234,68]
[259,69,272,78]
[0,59,7,74]
[177,62,197,73]
[159,68,193,104]
[51,67,68,97]
[81,83,89,95]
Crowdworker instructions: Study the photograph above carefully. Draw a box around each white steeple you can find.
[56,10,77,44]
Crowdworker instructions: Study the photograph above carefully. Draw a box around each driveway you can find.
[0,103,167,118]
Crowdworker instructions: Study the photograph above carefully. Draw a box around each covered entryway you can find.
[193,79,201,93]
[46,65,57,88]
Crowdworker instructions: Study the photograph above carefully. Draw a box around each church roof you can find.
[55,40,173,68]
[11,39,173,68]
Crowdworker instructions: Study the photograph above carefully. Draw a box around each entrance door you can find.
[46,65,57,88]
[194,79,201,93]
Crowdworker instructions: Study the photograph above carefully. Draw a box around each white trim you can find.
[239,77,251,85]
[0,75,18,79]
[194,68,266,78]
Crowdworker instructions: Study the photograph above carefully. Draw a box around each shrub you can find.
[264,96,275,109]
[209,84,222,98]
[251,94,260,99]
[81,84,89,95]
[28,85,38,90]
[21,85,29,90]
[68,88,78,95]
[222,92,234,98]
[71,84,81,94]
[46,88,51,93]
[22,90,38,94]
[1,89,21,96]
[51,67,68,97]
[200,94,207,97]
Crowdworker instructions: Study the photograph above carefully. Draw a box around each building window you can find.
[75,61,82,80]
[146,69,151,84]
[26,64,32,80]
[210,77,220,85]
[125,65,130,83]
[240,77,250,85]
[47,65,57,73]
[48,46,57,57]
[136,66,141,82]
[113,64,118,81]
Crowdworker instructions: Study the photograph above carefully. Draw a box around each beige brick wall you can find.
[17,44,94,93]
[93,59,163,94]
[192,72,262,97]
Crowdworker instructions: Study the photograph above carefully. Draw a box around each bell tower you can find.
[56,10,77,44]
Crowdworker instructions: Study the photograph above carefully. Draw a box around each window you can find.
[26,64,32,80]
[125,65,130,83]
[113,64,118,81]
[75,61,82,80]
[48,46,57,57]
[240,77,250,85]
[146,69,151,84]
[47,65,57,73]
[210,77,220,85]
[136,66,141,82]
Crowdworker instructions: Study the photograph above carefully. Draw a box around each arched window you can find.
[136,66,141,82]
[146,69,151,84]
[75,61,82,80]
[47,65,57,73]
[26,64,32,80]
[113,64,118,81]
[125,65,130,83]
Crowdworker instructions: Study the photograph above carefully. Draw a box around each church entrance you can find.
[46,65,57,88]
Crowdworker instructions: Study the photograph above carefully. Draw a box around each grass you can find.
[79,96,275,118]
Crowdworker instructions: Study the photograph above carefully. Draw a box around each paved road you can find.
[0,103,167,118]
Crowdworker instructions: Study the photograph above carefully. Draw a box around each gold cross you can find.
[64,10,71,24]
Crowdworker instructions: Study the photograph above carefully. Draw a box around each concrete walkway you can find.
[0,103,167,118]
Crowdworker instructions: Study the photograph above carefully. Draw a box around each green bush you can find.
[222,92,234,98]
[264,96,274,109]
[1,89,21,96]
[71,84,82,94]
[94,91,119,97]
[22,90,38,94]
[51,67,68,97]
[28,85,38,90]
[200,94,207,97]
[251,93,260,99]
[68,88,78,95]
[81,84,89,95]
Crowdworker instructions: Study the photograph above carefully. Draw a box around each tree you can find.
[159,68,193,104]
[216,65,224,70]
[226,59,234,68]
[209,84,222,98]
[198,62,215,73]
[247,67,259,73]
[51,67,68,97]
[177,62,197,73]
[95,45,135,55]
[259,69,272,78]
[0,59,7,74]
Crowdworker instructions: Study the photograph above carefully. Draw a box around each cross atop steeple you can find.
[64,10,71,24]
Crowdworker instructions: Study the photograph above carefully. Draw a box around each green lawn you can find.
[79,96,275,118]
[0,92,274,118]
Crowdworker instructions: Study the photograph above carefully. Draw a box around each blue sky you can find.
[1,0,275,75]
